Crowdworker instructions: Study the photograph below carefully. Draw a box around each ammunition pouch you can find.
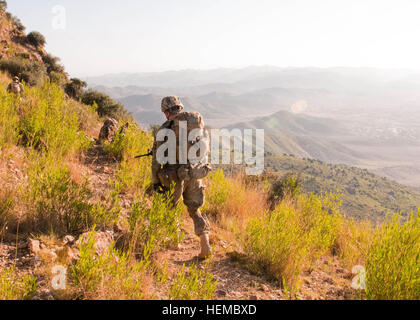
[158,163,212,188]
[177,163,213,181]
[157,166,180,189]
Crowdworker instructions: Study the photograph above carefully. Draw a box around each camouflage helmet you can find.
[161,96,184,113]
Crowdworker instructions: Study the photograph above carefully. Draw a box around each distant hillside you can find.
[264,155,420,222]
[229,110,364,164]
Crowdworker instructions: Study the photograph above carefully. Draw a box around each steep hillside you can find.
[265,155,420,222]
[1,6,418,302]
[0,10,43,62]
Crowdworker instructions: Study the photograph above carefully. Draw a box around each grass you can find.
[168,262,217,300]
[0,266,38,300]
[202,169,268,233]
[106,121,153,196]
[69,229,152,300]
[242,193,340,292]
[24,155,95,235]
[0,69,418,300]
[265,154,420,222]
[126,191,184,256]
[366,213,420,300]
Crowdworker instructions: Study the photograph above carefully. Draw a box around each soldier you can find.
[151,96,212,259]
[7,76,24,96]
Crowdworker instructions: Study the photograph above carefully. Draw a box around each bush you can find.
[42,53,65,75]
[333,218,373,269]
[269,173,302,206]
[27,31,46,47]
[202,169,268,232]
[0,267,38,300]
[0,57,46,86]
[243,193,340,291]
[18,82,91,158]
[12,16,25,31]
[82,89,128,119]
[127,190,184,256]
[106,122,153,194]
[0,85,20,149]
[25,156,95,235]
[69,230,150,300]
[65,78,87,101]
[366,213,420,300]
[49,71,67,87]
[168,262,217,300]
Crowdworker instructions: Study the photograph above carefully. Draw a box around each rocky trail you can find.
[0,143,358,300]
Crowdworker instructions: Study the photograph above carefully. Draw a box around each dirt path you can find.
[153,220,285,300]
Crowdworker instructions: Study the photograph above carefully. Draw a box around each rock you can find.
[39,248,58,261]
[63,235,75,245]
[216,289,227,297]
[67,247,80,261]
[28,238,40,254]
[258,284,269,292]
[336,268,346,274]
[77,230,115,256]
[98,118,118,144]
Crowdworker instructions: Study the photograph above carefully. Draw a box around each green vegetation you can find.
[127,191,184,256]
[42,53,65,75]
[243,193,341,291]
[0,6,418,300]
[0,267,38,300]
[265,155,420,222]
[366,213,420,300]
[0,56,46,86]
[82,89,128,119]
[27,31,46,48]
[168,262,217,300]
[69,229,150,300]
[24,156,94,235]
[18,83,91,157]
[65,78,87,100]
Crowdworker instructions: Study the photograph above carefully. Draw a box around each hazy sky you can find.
[7,0,420,77]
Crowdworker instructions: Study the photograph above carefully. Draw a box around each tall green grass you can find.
[105,121,153,195]
[18,82,91,158]
[366,213,419,300]
[168,262,217,300]
[0,86,20,150]
[69,229,150,300]
[24,155,94,235]
[127,191,184,256]
[0,267,38,300]
[243,193,340,291]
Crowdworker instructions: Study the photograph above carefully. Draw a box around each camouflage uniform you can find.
[7,77,24,96]
[151,97,210,237]
[98,118,119,143]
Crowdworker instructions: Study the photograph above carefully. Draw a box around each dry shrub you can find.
[333,218,373,269]
[203,169,268,232]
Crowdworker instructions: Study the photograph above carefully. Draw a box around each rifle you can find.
[135,150,153,159]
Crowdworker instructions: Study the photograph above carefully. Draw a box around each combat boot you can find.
[198,233,212,259]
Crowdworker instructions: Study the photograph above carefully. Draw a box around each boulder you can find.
[76,230,115,256]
